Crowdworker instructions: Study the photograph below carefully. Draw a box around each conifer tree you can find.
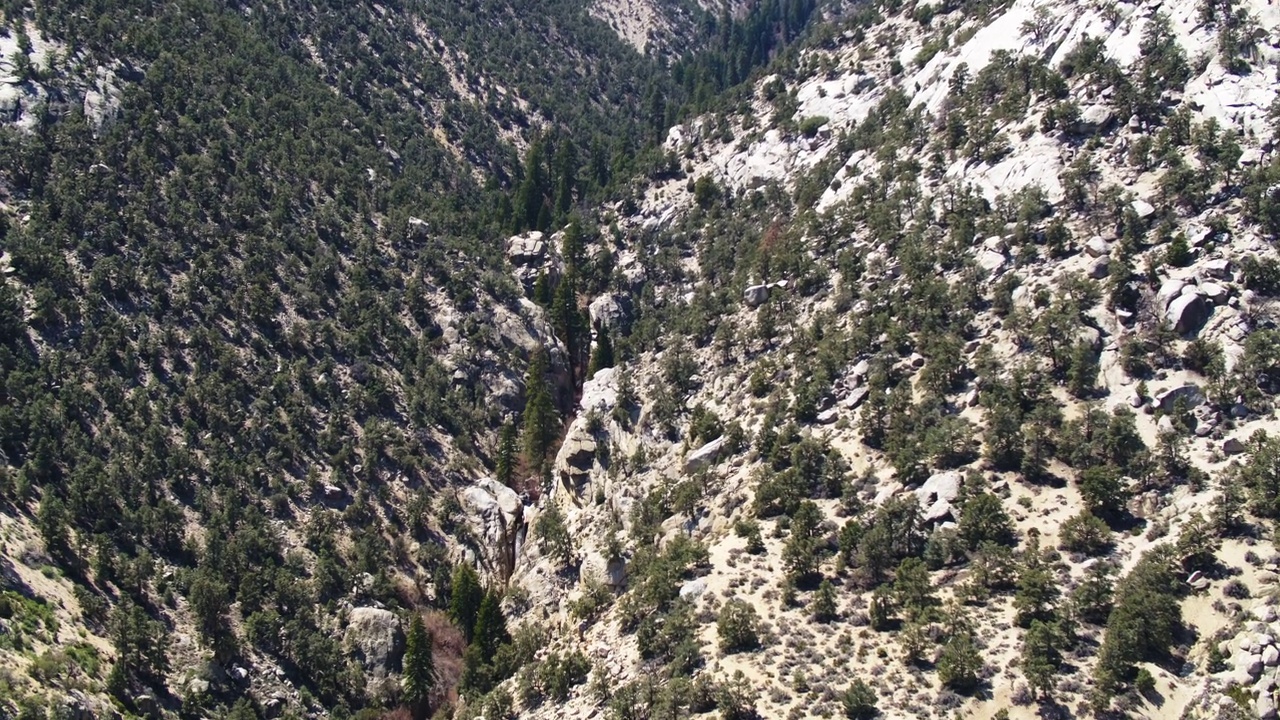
[553,142,578,224]
[587,326,615,378]
[1022,620,1059,700]
[522,348,557,470]
[514,140,548,232]
[403,614,436,718]
[812,578,837,622]
[937,632,982,693]
[533,271,552,306]
[495,421,517,488]
[1014,534,1058,628]
[472,591,510,665]
[449,564,484,642]
[552,276,586,378]
[535,502,573,567]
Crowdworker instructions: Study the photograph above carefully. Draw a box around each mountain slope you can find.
[490,0,1280,718]
[5,0,1280,718]
[0,0,827,716]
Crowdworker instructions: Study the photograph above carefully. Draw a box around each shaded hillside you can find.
[0,0,830,715]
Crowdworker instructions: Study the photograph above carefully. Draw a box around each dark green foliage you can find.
[716,670,760,720]
[1066,342,1099,398]
[403,614,436,718]
[461,592,512,696]
[1240,255,1280,294]
[450,564,484,643]
[473,592,510,666]
[812,578,837,622]
[868,586,893,631]
[0,0,827,708]
[1094,547,1182,693]
[1013,536,1059,628]
[187,567,232,651]
[1164,235,1192,267]
[587,326,615,378]
[892,557,934,622]
[1072,562,1116,625]
[620,532,708,630]
[536,650,590,702]
[936,632,982,693]
[717,599,760,653]
[734,518,766,555]
[1022,620,1060,699]
[496,421,518,489]
[693,175,721,209]
[840,679,878,719]
[958,493,1014,550]
[782,500,823,581]
[108,601,169,699]
[1059,511,1112,556]
[1077,464,1126,517]
[850,495,925,588]
[522,348,559,470]
[1242,432,1280,518]
[535,503,574,567]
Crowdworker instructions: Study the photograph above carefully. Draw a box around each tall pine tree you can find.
[472,591,510,665]
[449,564,484,642]
[403,614,436,718]
[513,140,548,232]
[495,421,517,488]
[522,348,558,469]
[551,276,586,380]
[587,326,615,379]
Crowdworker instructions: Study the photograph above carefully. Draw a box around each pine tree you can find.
[782,500,822,581]
[560,215,586,277]
[893,557,935,622]
[514,140,548,232]
[552,276,586,377]
[841,679,878,720]
[495,421,517,488]
[869,585,893,631]
[984,402,1023,470]
[858,383,888,449]
[1078,464,1125,517]
[812,578,838,622]
[521,348,558,470]
[37,495,73,567]
[553,142,578,224]
[472,591,510,665]
[1022,620,1060,700]
[534,502,573,567]
[449,564,484,642]
[1071,561,1115,625]
[587,326,614,378]
[1013,534,1059,628]
[937,632,982,693]
[958,492,1014,550]
[532,271,552,306]
[403,614,436,718]
[1067,342,1099,398]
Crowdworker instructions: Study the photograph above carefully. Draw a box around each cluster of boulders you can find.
[1214,599,1280,719]
[506,231,561,292]
[913,470,963,524]
[815,358,872,424]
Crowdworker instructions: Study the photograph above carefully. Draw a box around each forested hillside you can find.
[10,0,1280,717]
[0,0,824,716]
